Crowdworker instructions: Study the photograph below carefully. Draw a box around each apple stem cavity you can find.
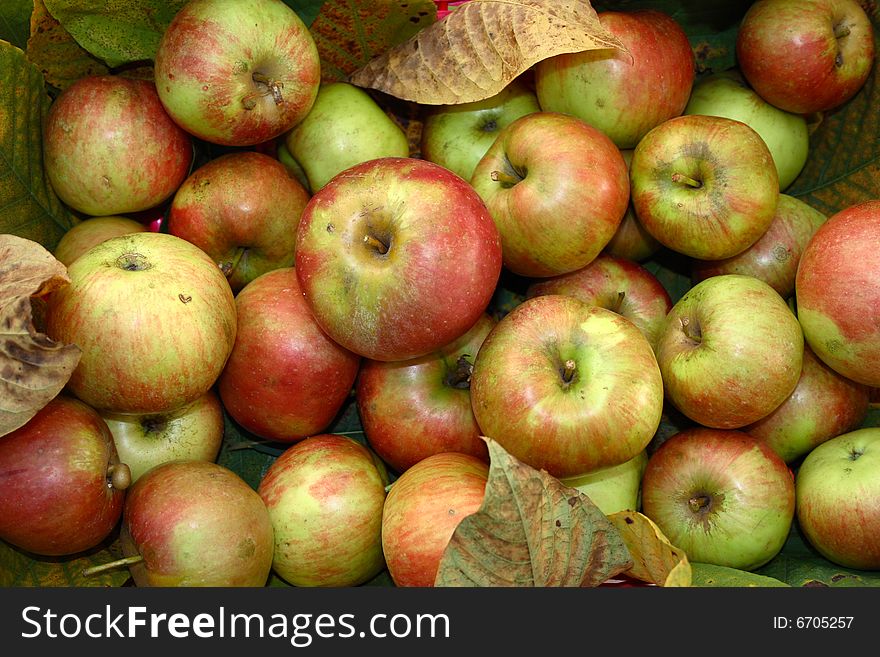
[671,172,702,189]
[81,554,145,578]
[362,233,389,256]
[688,494,712,515]
[115,252,152,272]
[107,463,132,491]
[560,359,577,386]
[445,355,474,390]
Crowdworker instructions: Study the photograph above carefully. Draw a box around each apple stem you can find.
[834,23,851,40]
[561,359,577,384]
[107,463,132,491]
[446,355,474,390]
[363,234,389,255]
[219,246,247,278]
[611,291,626,313]
[241,72,285,110]
[671,172,702,189]
[490,170,522,187]
[384,483,394,493]
[680,317,702,345]
[688,495,711,514]
[81,555,144,578]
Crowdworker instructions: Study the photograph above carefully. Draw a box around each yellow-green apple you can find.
[420,77,540,182]
[527,253,672,352]
[45,232,237,415]
[603,150,662,262]
[470,112,629,277]
[382,452,489,587]
[295,157,502,362]
[795,427,880,570]
[744,345,870,463]
[283,81,410,192]
[535,9,695,149]
[684,69,810,190]
[154,0,321,146]
[217,267,360,443]
[796,200,880,386]
[0,395,130,556]
[257,434,388,587]
[166,151,310,292]
[53,216,149,267]
[470,295,664,479]
[560,450,648,515]
[630,115,780,260]
[736,0,875,114]
[43,75,192,216]
[101,390,225,484]
[641,428,795,571]
[119,460,274,586]
[692,194,827,298]
[275,139,310,189]
[356,313,495,474]
[655,274,804,429]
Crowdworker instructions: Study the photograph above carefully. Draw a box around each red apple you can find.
[603,150,662,262]
[53,216,149,268]
[218,267,361,443]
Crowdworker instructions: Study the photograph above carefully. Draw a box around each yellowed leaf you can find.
[608,510,692,587]
[349,0,628,104]
[0,235,81,438]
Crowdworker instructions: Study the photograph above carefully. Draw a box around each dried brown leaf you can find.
[349,0,628,104]
[0,235,81,438]
[608,510,692,587]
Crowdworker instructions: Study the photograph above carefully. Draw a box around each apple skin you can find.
[421,77,541,182]
[101,389,225,484]
[218,267,361,443]
[295,157,502,362]
[470,294,664,479]
[630,114,780,260]
[655,274,804,429]
[744,345,870,463]
[257,434,388,587]
[684,69,810,191]
[356,313,495,474]
[53,216,149,267]
[534,10,695,149]
[167,151,310,292]
[154,0,321,146]
[641,428,795,571]
[692,194,827,299]
[736,0,875,115]
[121,460,274,587]
[603,150,662,262]
[796,200,880,386]
[560,450,648,515]
[45,232,237,415]
[470,112,630,277]
[43,75,193,216]
[381,452,489,587]
[527,253,672,352]
[283,81,410,193]
[795,428,880,570]
[0,395,130,557]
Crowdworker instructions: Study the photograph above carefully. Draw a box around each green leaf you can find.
[0,0,33,51]
[0,533,131,587]
[0,41,75,250]
[283,0,326,26]
[690,562,790,587]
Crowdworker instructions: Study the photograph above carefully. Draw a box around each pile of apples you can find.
[1,0,879,587]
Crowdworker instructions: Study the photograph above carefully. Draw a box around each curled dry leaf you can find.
[607,510,692,587]
[434,437,633,587]
[0,235,81,438]
[349,0,629,105]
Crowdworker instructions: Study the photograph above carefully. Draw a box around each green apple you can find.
[561,450,648,515]
[684,69,809,191]
[283,82,409,192]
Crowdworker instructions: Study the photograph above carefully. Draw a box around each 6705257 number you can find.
[773,616,854,629]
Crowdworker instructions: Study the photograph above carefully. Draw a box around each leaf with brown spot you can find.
[0,234,81,438]
[691,562,790,587]
[607,510,692,587]
[434,438,633,587]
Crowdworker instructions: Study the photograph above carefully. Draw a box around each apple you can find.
[736,0,875,115]
[603,150,662,262]
[470,112,630,277]
[283,81,410,193]
[795,427,880,570]
[101,389,225,484]
[655,274,804,429]
[118,460,274,586]
[295,156,502,362]
[166,151,310,292]
[744,345,870,463]
[641,427,795,571]
[43,75,193,216]
[684,69,810,190]
[217,267,361,443]
[45,232,237,415]
[154,0,321,146]
[356,313,495,474]
[420,77,541,182]
[796,200,880,386]
[560,450,648,515]
[275,139,311,189]
[691,194,827,299]
[257,434,388,587]
[0,395,130,556]
[470,294,664,479]
[53,216,149,267]
[381,452,489,587]
[534,9,695,149]
[526,253,672,351]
